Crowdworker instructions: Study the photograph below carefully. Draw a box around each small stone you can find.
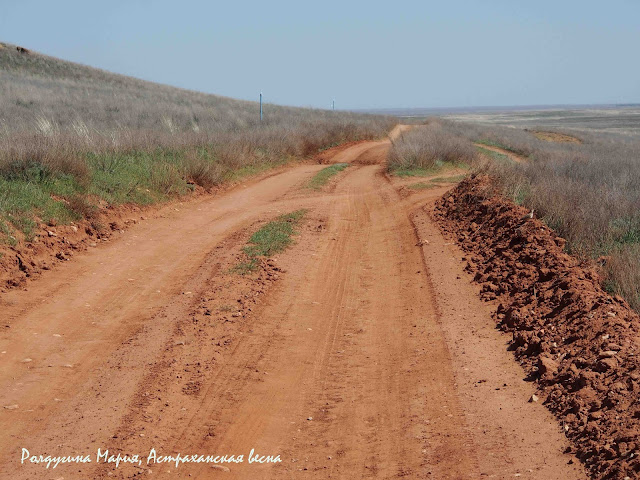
[211,465,230,472]
[612,382,626,391]
[4,404,18,410]
[22,358,33,363]
[529,394,539,403]
[47,230,57,237]
[307,417,313,421]
[538,356,559,377]
[598,357,617,370]
[599,350,617,359]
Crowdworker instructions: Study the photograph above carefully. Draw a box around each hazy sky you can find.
[1,0,638,109]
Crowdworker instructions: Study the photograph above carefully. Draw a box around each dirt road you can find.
[475,143,526,163]
[0,130,585,479]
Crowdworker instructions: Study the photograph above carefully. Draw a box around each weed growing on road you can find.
[233,210,306,274]
[308,164,349,189]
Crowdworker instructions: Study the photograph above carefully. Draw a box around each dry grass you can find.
[0,44,394,244]
[387,122,478,175]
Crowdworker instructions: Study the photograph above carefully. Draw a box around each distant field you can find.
[443,106,640,135]
[366,105,640,135]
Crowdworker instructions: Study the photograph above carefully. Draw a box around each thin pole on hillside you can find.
[260,92,263,122]
[332,99,335,111]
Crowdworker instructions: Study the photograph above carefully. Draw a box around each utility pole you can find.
[260,92,263,122]
[332,99,335,111]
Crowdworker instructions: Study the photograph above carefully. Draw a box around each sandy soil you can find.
[0,132,586,479]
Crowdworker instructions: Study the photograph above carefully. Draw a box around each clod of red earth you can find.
[433,174,640,480]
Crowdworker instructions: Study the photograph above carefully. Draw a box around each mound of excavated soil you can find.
[433,175,640,480]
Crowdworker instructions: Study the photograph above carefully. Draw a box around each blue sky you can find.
[1,0,638,109]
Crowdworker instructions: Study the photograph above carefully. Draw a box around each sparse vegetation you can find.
[233,210,306,273]
[0,44,393,244]
[387,123,478,176]
[430,174,468,184]
[307,163,349,189]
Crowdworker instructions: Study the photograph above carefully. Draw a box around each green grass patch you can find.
[233,210,307,274]
[609,218,640,249]
[0,143,314,246]
[429,174,468,184]
[0,219,17,246]
[308,163,349,189]
[391,162,468,178]
[0,174,82,240]
[87,150,190,205]
[224,157,291,183]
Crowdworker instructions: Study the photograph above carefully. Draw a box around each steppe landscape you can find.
[1,23,640,480]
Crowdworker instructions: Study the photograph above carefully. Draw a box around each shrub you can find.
[388,122,478,172]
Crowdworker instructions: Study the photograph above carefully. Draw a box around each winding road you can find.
[0,129,585,479]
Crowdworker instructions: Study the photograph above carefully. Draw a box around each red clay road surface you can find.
[0,128,586,479]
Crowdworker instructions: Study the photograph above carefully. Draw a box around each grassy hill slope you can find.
[0,42,393,244]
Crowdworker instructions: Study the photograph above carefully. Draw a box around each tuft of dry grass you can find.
[387,121,478,175]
